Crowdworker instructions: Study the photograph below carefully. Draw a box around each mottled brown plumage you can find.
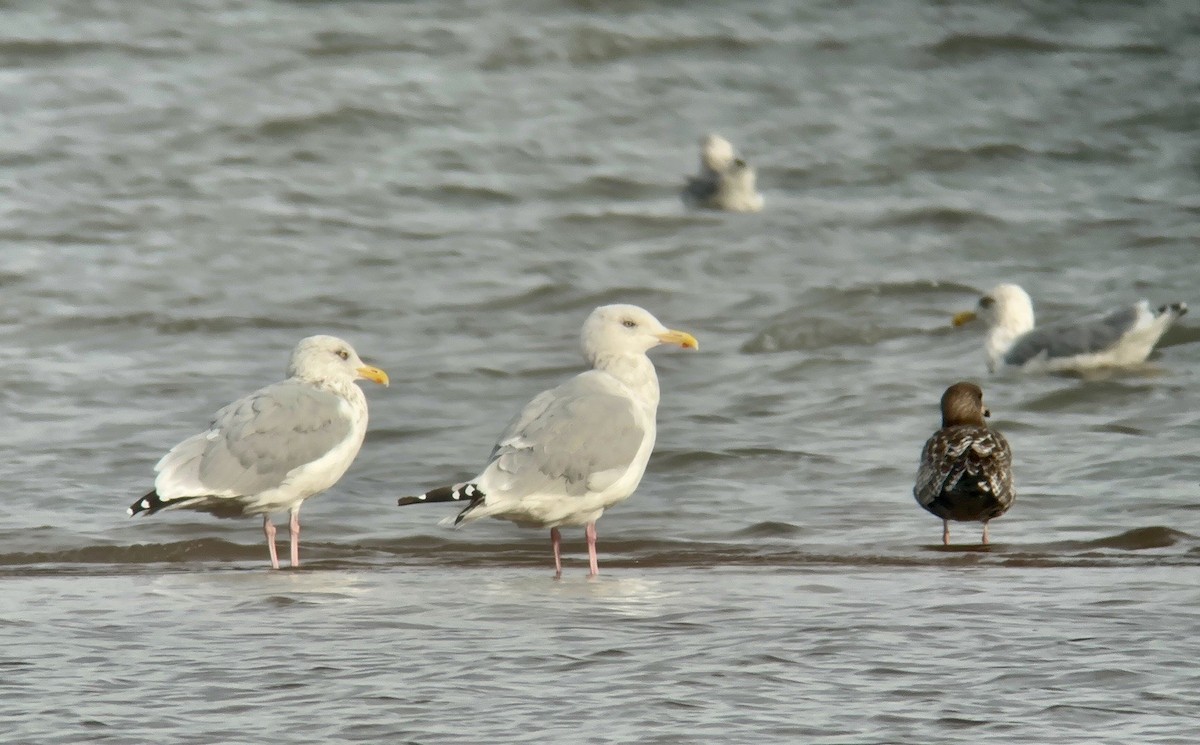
[914,382,1015,545]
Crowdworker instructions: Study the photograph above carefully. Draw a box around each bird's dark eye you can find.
[979,296,995,309]
[622,319,637,328]
[337,349,350,360]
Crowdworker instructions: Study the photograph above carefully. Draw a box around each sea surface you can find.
[1,1,1199,742]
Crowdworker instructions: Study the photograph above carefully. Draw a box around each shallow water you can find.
[1,0,1198,742]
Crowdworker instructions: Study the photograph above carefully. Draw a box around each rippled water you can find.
[2,0,1198,742]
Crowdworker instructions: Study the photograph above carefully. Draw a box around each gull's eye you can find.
[337,349,350,360]
[979,296,995,309]
[622,319,637,328]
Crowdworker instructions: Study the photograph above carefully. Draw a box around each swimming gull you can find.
[398,304,698,577]
[953,283,1188,373]
[681,133,764,213]
[128,335,389,569]
[914,382,1015,546]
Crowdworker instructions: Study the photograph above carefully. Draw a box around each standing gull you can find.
[681,133,764,213]
[398,304,698,577]
[128,335,389,569]
[953,283,1187,373]
[914,382,1015,546]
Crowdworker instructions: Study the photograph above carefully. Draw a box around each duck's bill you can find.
[657,329,699,350]
[357,366,390,386]
[951,311,977,327]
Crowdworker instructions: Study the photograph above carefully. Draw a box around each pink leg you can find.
[551,527,562,579]
[585,521,599,577]
[263,516,280,570]
[942,519,950,547]
[982,520,990,546]
[289,509,301,568]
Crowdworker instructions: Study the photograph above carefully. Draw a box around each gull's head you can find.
[288,335,389,387]
[581,304,699,364]
[953,283,1035,334]
[940,381,990,428]
[700,133,736,172]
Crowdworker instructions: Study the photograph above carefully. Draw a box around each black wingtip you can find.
[1158,301,1188,317]
[398,484,486,510]
[128,489,161,517]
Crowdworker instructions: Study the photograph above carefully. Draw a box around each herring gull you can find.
[398,304,698,577]
[953,283,1187,373]
[914,382,1015,546]
[128,335,389,569]
[681,133,764,213]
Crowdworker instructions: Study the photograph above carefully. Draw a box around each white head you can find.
[287,335,389,388]
[700,134,736,172]
[952,284,1036,370]
[581,305,698,366]
[976,284,1035,334]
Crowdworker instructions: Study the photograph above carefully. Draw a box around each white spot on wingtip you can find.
[126,507,134,516]
[141,499,151,509]
[417,494,426,501]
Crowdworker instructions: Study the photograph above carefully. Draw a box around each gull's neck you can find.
[297,374,365,407]
[591,353,661,410]
[986,309,1035,370]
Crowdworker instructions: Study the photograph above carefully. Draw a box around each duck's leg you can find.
[982,520,990,546]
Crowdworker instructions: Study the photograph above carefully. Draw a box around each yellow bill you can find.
[657,329,699,350]
[356,365,390,386]
[951,311,977,327]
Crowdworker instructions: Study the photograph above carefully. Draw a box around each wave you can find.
[227,106,406,141]
[0,39,175,66]
[480,24,761,69]
[866,206,1006,230]
[925,33,1071,60]
[923,33,1165,63]
[37,312,357,335]
[741,279,976,353]
[305,30,467,58]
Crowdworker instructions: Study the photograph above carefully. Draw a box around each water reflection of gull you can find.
[144,568,374,605]
[482,574,676,618]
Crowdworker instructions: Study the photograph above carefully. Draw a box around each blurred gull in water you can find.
[398,304,698,578]
[682,133,764,213]
[128,335,389,569]
[953,283,1188,373]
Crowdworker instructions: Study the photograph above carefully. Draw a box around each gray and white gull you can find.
[398,304,698,577]
[128,335,389,569]
[954,283,1187,373]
